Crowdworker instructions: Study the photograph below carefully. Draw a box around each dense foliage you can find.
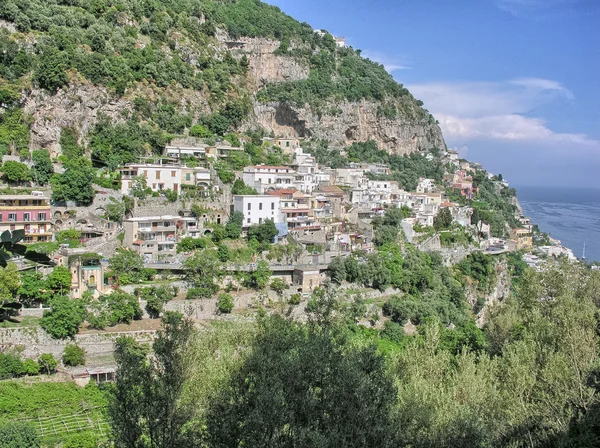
[105,262,600,447]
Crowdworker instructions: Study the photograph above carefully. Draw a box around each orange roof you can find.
[267,188,298,196]
[440,202,455,207]
[317,185,344,195]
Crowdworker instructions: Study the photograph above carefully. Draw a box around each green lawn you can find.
[0,316,42,328]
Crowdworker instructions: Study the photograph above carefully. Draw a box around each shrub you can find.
[38,353,58,374]
[270,278,287,294]
[0,352,24,379]
[0,421,40,448]
[22,358,40,376]
[217,293,234,314]
[41,296,86,339]
[62,344,86,367]
[289,293,302,305]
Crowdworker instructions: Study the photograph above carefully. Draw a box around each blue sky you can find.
[265,0,600,187]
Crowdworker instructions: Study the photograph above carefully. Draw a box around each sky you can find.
[265,0,600,187]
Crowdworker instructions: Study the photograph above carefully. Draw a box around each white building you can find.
[233,195,284,227]
[243,165,297,193]
[120,164,182,194]
[416,178,436,193]
[165,145,207,160]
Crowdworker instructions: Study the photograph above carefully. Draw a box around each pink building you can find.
[0,194,53,242]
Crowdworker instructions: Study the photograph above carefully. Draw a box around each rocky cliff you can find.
[1,0,446,157]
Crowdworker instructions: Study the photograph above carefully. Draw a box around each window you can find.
[286,141,290,147]
[248,203,251,211]
[247,218,251,224]
[0,214,2,222]
[186,173,191,181]
[156,171,161,180]
[259,218,263,224]
[38,213,47,221]
[8,213,16,222]
[259,203,263,211]
[171,171,176,177]
[271,202,275,210]
[23,213,30,222]
[144,170,148,176]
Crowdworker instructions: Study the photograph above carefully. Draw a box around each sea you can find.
[515,186,600,263]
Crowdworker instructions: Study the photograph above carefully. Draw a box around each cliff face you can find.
[16,30,446,157]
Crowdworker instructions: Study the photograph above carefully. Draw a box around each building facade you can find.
[0,194,52,242]
[120,164,182,195]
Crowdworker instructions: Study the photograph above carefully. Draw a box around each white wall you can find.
[233,195,283,226]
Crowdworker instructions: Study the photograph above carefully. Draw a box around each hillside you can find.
[0,0,444,162]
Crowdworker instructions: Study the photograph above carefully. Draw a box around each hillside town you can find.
[1,136,576,305]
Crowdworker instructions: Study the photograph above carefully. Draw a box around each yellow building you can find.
[510,228,533,250]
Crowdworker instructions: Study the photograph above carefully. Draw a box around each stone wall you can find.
[0,327,156,359]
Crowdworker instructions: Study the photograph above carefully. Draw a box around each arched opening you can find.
[53,211,63,218]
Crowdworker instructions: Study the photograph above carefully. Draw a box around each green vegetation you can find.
[0,381,108,445]
[217,293,234,314]
[107,249,153,285]
[0,421,40,448]
[62,343,85,367]
[105,261,600,447]
[40,295,86,339]
[86,291,143,329]
[136,285,177,318]
[1,160,31,183]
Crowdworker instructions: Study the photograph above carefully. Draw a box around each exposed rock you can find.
[250,99,445,154]
[23,77,132,157]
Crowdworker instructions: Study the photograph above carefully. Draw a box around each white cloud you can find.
[408,78,600,148]
[361,51,411,72]
[495,0,586,15]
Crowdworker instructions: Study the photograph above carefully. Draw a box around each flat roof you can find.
[0,195,50,200]
[125,215,182,222]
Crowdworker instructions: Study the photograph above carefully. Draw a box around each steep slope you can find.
[0,0,445,161]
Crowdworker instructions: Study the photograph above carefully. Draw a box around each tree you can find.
[31,150,54,185]
[434,207,453,231]
[38,353,58,374]
[22,358,40,376]
[50,157,95,205]
[130,175,151,200]
[189,124,212,138]
[327,256,346,284]
[225,211,244,239]
[205,316,396,447]
[217,293,234,313]
[18,270,46,306]
[0,421,40,448]
[270,278,287,294]
[231,178,257,195]
[109,249,144,284]
[247,219,278,244]
[40,296,86,339]
[183,249,221,298]
[0,262,22,322]
[244,260,272,290]
[108,313,199,448]
[137,286,176,319]
[45,266,71,296]
[1,160,31,183]
[34,45,68,91]
[62,343,86,366]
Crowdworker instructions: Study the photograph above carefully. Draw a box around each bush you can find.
[62,344,85,367]
[21,358,40,376]
[41,296,86,339]
[217,293,234,314]
[0,421,40,448]
[289,293,302,305]
[270,278,287,294]
[38,353,58,374]
[0,352,24,379]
